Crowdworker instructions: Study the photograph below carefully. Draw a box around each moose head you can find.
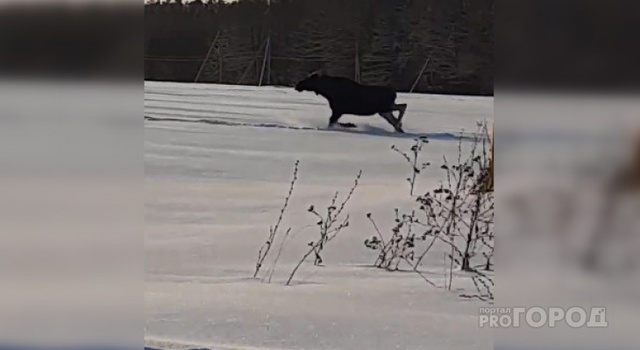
[295,71,323,93]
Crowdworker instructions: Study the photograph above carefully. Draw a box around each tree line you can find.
[145,0,493,95]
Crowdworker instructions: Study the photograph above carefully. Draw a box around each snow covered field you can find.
[144,81,494,350]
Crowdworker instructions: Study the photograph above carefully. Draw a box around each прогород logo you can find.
[479,307,608,328]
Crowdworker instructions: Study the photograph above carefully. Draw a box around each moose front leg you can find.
[328,112,343,128]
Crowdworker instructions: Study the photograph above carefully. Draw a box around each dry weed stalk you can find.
[254,160,299,279]
[364,122,494,298]
[286,170,362,286]
[392,138,430,196]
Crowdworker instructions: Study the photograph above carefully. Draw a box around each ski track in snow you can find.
[144,115,485,142]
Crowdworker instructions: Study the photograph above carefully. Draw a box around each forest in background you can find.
[145,0,493,95]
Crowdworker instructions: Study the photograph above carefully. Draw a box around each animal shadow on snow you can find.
[330,123,481,142]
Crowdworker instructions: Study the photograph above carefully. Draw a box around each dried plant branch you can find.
[286,170,362,286]
[392,138,431,196]
[366,122,494,298]
[266,227,292,284]
[254,160,299,279]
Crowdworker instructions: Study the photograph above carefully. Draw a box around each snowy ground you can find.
[145,81,494,350]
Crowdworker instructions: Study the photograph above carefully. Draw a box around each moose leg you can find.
[393,103,408,125]
[328,112,343,128]
[329,113,356,128]
[379,112,404,133]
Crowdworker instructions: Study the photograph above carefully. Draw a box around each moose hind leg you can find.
[393,103,408,124]
[379,112,404,133]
